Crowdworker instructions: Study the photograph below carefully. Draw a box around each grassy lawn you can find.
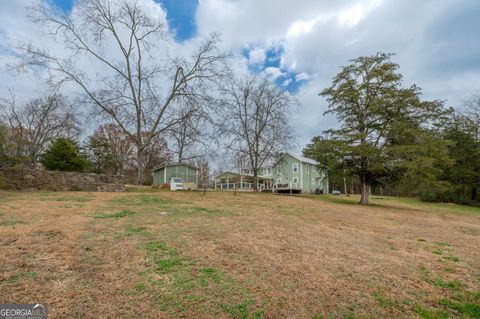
[317,194,480,215]
[0,190,479,318]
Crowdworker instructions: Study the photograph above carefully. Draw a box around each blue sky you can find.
[53,0,198,41]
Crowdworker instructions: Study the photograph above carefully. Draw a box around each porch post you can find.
[226,178,229,189]
[214,179,217,189]
[240,177,243,189]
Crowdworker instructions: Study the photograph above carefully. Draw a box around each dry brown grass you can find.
[0,190,479,318]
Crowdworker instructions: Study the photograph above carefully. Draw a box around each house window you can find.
[293,177,299,184]
[292,163,299,173]
[277,166,282,174]
[276,179,281,184]
[306,164,310,173]
[267,167,271,175]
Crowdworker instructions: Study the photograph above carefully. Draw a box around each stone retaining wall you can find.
[0,169,125,192]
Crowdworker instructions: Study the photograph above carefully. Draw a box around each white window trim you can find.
[306,164,310,173]
[293,177,299,183]
[292,163,299,173]
[277,166,282,174]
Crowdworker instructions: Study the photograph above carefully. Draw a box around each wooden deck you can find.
[274,187,302,195]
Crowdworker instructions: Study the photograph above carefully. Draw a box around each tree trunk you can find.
[359,175,370,205]
[343,172,348,195]
[253,173,258,192]
[136,147,145,185]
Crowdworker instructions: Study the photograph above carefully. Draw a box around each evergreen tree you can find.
[40,138,91,172]
[440,115,480,203]
[319,53,448,204]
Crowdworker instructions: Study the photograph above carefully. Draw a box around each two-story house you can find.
[213,152,328,194]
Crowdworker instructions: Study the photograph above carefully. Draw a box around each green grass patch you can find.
[221,300,264,319]
[43,193,94,203]
[419,265,431,277]
[167,206,229,219]
[435,242,451,247]
[199,267,222,283]
[438,290,480,318]
[373,292,404,310]
[3,272,21,286]
[0,218,25,226]
[431,278,463,290]
[94,210,136,219]
[415,306,450,319]
[419,265,464,292]
[124,186,165,193]
[442,255,460,262]
[433,249,444,255]
[440,299,480,318]
[24,253,34,260]
[124,225,151,237]
[135,282,147,292]
[145,241,170,252]
[141,240,264,317]
[27,271,38,279]
[110,195,186,207]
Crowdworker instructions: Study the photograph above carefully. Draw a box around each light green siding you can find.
[272,154,328,193]
[153,165,198,188]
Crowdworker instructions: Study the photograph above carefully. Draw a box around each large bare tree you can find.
[0,91,79,168]
[18,0,227,183]
[217,75,295,191]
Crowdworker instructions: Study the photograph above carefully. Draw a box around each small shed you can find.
[152,163,199,190]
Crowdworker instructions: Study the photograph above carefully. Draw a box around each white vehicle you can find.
[332,190,341,195]
[170,178,184,191]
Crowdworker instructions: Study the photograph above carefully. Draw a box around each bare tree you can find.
[0,91,79,168]
[136,131,170,184]
[198,161,210,195]
[18,0,227,183]
[466,91,480,140]
[87,124,169,183]
[87,123,134,175]
[168,107,210,164]
[217,75,295,191]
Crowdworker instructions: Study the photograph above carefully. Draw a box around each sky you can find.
[1,0,480,151]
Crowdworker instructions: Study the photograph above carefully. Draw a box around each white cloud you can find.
[295,73,311,81]
[248,48,266,65]
[264,67,284,80]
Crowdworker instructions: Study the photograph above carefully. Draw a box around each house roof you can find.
[280,152,319,165]
[214,171,273,180]
[152,163,199,172]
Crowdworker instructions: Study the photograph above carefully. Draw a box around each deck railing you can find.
[214,182,273,191]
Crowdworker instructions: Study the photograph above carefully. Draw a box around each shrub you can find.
[40,138,91,172]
